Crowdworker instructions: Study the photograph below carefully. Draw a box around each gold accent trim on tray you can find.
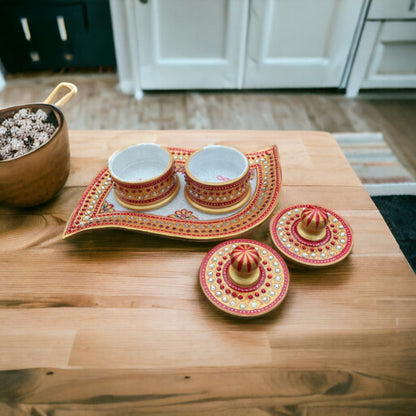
[63,145,281,241]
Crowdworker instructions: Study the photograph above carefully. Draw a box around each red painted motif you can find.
[230,244,260,273]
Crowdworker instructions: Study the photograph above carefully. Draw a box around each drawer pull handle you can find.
[20,17,31,41]
[57,16,68,41]
[410,0,416,11]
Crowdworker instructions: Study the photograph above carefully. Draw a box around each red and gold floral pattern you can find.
[99,201,115,213]
[168,209,199,220]
[63,146,281,241]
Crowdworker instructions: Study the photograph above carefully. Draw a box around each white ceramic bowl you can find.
[108,143,179,210]
[184,145,251,213]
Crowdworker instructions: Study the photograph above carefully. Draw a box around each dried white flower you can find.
[0,108,57,161]
[35,109,48,122]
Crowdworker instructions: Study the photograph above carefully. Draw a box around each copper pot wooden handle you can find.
[43,82,77,108]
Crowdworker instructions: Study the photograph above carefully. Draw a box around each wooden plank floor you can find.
[1,72,415,179]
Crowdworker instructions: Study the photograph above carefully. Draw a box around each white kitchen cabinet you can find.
[110,0,366,95]
[244,0,365,88]
[132,0,248,91]
[346,0,416,96]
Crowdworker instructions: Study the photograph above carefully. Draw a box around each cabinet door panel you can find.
[363,21,416,87]
[157,0,227,59]
[244,0,364,88]
[135,0,248,89]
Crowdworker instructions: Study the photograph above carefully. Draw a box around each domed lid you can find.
[199,239,290,317]
[269,204,353,267]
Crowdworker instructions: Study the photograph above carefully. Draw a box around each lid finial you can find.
[228,244,261,287]
[297,206,328,241]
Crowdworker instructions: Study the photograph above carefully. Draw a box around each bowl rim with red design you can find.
[184,145,251,213]
[108,143,179,211]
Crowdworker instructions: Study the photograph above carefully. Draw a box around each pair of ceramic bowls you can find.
[108,143,251,213]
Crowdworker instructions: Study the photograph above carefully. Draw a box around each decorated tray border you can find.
[269,204,353,267]
[199,239,290,317]
[63,146,281,241]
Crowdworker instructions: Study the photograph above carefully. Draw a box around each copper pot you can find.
[0,82,77,207]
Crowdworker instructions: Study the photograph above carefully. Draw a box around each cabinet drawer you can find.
[368,0,416,20]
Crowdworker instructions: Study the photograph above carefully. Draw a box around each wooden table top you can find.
[1,130,415,415]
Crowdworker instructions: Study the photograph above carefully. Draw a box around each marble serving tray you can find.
[63,145,281,241]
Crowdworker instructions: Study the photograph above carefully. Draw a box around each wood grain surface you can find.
[0,130,415,415]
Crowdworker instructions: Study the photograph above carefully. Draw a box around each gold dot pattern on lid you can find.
[200,239,290,317]
[269,204,353,267]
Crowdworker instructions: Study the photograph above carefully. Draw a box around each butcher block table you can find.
[1,130,415,415]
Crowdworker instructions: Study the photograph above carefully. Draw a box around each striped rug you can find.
[333,132,416,196]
